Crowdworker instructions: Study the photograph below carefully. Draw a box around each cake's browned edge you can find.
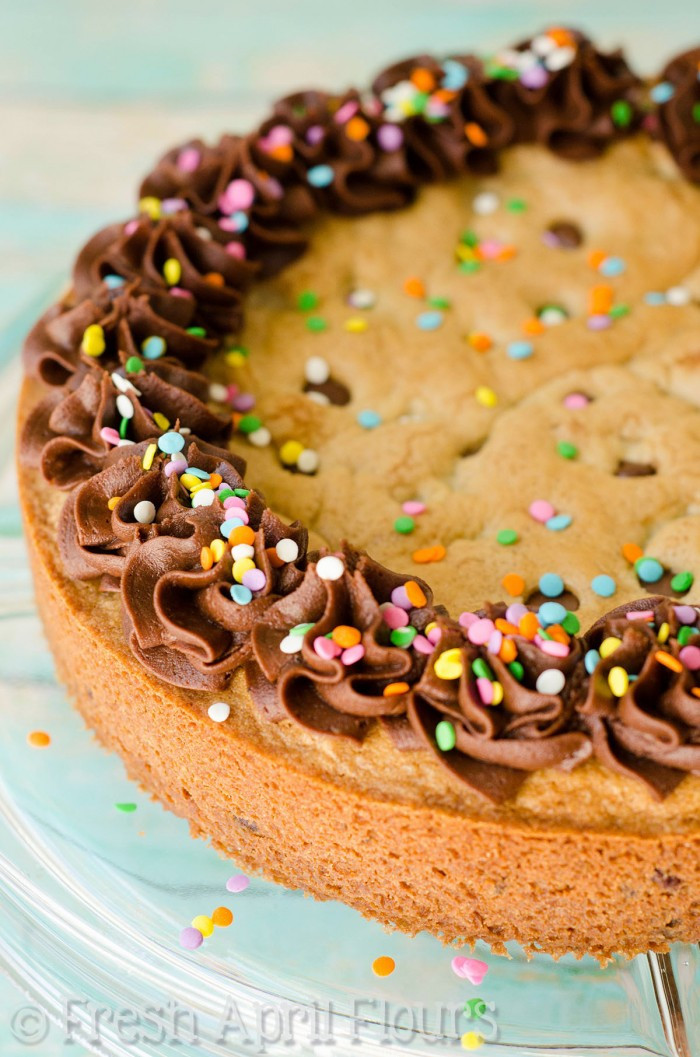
[17,374,700,962]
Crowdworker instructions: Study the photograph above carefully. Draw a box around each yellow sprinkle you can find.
[455,244,477,263]
[491,681,504,705]
[191,915,214,938]
[180,473,201,490]
[107,496,122,511]
[233,557,256,583]
[657,622,670,644]
[461,1032,484,1051]
[81,324,106,357]
[153,412,170,431]
[434,648,464,681]
[139,196,161,220]
[225,349,247,368]
[344,317,368,333]
[475,385,498,408]
[142,443,158,470]
[163,257,182,286]
[608,666,629,698]
[210,538,227,562]
[190,481,213,494]
[200,546,213,571]
[279,439,304,466]
[599,635,622,659]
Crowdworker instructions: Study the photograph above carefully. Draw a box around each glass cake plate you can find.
[0,320,698,1056]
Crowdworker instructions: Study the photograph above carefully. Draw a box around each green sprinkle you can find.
[186,326,207,337]
[678,625,695,645]
[306,316,327,332]
[412,91,429,114]
[692,102,700,123]
[238,415,262,434]
[460,229,479,247]
[611,99,633,127]
[671,571,694,593]
[218,489,235,502]
[472,658,493,681]
[233,488,250,498]
[427,296,451,309]
[506,198,527,213]
[290,622,315,636]
[609,303,630,319]
[125,355,143,373]
[557,440,578,460]
[391,626,417,648]
[508,660,524,681]
[458,260,481,274]
[119,416,129,439]
[115,802,137,813]
[394,515,415,535]
[497,529,518,546]
[435,720,456,752]
[562,612,581,635]
[297,290,319,311]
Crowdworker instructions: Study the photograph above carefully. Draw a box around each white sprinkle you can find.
[231,543,255,560]
[539,306,567,326]
[348,287,376,310]
[209,382,229,402]
[192,489,216,508]
[117,439,135,447]
[133,500,156,524]
[280,634,304,654]
[535,668,566,695]
[180,427,191,435]
[316,555,344,581]
[196,226,212,241]
[276,538,299,563]
[111,372,140,395]
[248,427,272,447]
[306,390,330,406]
[116,394,135,419]
[297,448,320,474]
[531,34,557,57]
[472,191,500,215]
[305,356,331,385]
[666,285,691,306]
[545,46,576,71]
[208,701,231,723]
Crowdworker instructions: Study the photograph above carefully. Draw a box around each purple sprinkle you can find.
[242,568,266,592]
[164,460,186,477]
[391,585,412,610]
[520,65,549,89]
[179,927,203,950]
[506,603,529,625]
[674,605,697,625]
[377,124,404,151]
[161,197,188,214]
[587,314,612,330]
[231,393,256,412]
[226,874,250,893]
[306,125,325,146]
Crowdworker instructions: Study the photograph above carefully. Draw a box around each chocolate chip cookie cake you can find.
[17,29,700,961]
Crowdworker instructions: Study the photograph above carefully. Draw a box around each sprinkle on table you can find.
[27,730,51,748]
[372,956,396,977]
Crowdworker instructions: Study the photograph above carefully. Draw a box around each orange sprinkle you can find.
[495,617,520,636]
[332,625,362,649]
[211,906,234,927]
[384,682,410,697]
[372,956,396,977]
[464,122,488,147]
[522,317,545,336]
[269,144,293,163]
[266,546,285,569]
[405,580,428,608]
[204,271,225,287]
[411,67,435,92]
[467,331,492,352]
[692,687,700,698]
[433,87,456,104]
[501,573,525,597]
[496,244,517,261]
[107,496,121,511]
[403,276,425,298]
[499,638,518,664]
[589,283,613,315]
[622,541,644,564]
[519,612,540,640]
[346,116,370,141]
[231,412,243,429]
[229,526,255,547]
[27,731,50,748]
[412,545,446,564]
[547,625,571,645]
[200,546,213,571]
[209,473,223,488]
[587,249,606,270]
[549,27,575,47]
[655,650,684,673]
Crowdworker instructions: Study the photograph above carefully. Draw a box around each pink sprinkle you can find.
[226,874,250,893]
[529,499,556,523]
[451,956,488,985]
[402,500,426,516]
[383,604,409,630]
[467,618,495,646]
[476,677,494,705]
[412,634,434,654]
[626,609,655,622]
[487,629,503,655]
[224,496,246,510]
[506,603,528,625]
[377,124,403,151]
[219,178,255,213]
[232,508,249,524]
[563,392,590,410]
[458,611,479,629]
[391,585,412,610]
[341,644,365,665]
[242,568,266,592]
[538,638,570,658]
[587,314,611,331]
[161,197,188,214]
[680,645,700,670]
[169,286,193,299]
[334,100,359,124]
[262,124,293,148]
[225,241,246,259]
[479,239,503,260]
[100,427,121,446]
[314,636,341,660]
[124,219,139,237]
[427,626,442,645]
[177,147,201,173]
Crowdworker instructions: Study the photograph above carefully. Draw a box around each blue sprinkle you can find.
[591,574,617,597]
[141,335,167,360]
[539,601,568,627]
[357,409,382,429]
[539,572,564,598]
[104,274,125,289]
[308,164,334,188]
[507,340,534,360]
[546,514,572,531]
[230,584,253,605]
[599,256,626,277]
[650,81,675,104]
[157,431,186,455]
[230,210,249,232]
[186,467,210,480]
[584,648,601,674]
[221,518,244,538]
[635,557,664,584]
[644,291,666,305]
[442,58,469,90]
[416,310,444,331]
